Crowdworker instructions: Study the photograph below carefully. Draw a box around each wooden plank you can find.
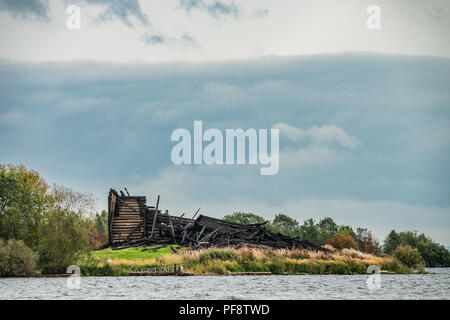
[150,195,160,238]
[196,226,206,242]
[168,211,175,240]
[199,227,221,242]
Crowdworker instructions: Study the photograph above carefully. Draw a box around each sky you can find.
[0,0,449,246]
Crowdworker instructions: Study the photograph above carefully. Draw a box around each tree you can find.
[356,227,381,255]
[0,164,50,249]
[0,163,110,274]
[337,225,357,239]
[383,230,450,267]
[223,212,266,225]
[415,241,450,267]
[50,184,96,218]
[297,218,322,245]
[38,207,91,274]
[317,217,338,244]
[326,234,358,250]
[96,210,108,233]
[383,230,402,254]
[270,213,300,238]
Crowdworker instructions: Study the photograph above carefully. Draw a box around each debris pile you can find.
[107,189,330,253]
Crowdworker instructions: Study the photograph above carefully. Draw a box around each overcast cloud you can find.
[0,1,449,245]
[0,54,449,244]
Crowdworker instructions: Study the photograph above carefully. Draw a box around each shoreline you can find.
[1,247,431,278]
[2,269,434,278]
[76,246,426,277]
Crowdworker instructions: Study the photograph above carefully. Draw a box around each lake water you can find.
[0,268,449,300]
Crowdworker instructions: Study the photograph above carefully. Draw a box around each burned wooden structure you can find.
[108,189,329,252]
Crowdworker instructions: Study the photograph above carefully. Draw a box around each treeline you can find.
[224,212,450,267]
[1,163,449,276]
[0,164,108,276]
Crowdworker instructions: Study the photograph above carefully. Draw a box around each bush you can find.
[326,234,358,250]
[392,245,424,269]
[383,230,450,267]
[199,249,238,262]
[38,208,91,274]
[380,258,412,274]
[0,238,39,276]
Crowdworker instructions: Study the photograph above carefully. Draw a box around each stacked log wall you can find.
[109,192,147,244]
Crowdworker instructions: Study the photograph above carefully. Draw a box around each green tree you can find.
[38,207,91,274]
[270,213,300,238]
[223,212,266,225]
[297,218,322,245]
[383,230,450,267]
[383,230,402,254]
[337,225,357,239]
[0,163,104,274]
[96,210,108,233]
[0,164,50,248]
[415,241,450,267]
[317,217,338,244]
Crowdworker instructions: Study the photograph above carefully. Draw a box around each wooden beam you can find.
[150,195,160,238]
[199,227,221,242]
[196,226,206,242]
[126,221,143,241]
[192,208,200,220]
[168,212,175,240]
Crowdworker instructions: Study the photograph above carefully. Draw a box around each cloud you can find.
[84,0,148,26]
[0,0,49,20]
[133,166,450,246]
[426,7,449,21]
[0,54,449,246]
[179,0,239,18]
[250,8,269,19]
[280,146,344,168]
[202,82,243,103]
[142,32,165,45]
[273,122,361,149]
[181,33,199,47]
[141,32,199,47]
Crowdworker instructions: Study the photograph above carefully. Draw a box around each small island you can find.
[1,164,449,278]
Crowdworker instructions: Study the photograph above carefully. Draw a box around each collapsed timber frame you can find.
[107,189,330,252]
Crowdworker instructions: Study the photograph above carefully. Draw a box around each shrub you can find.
[199,249,238,262]
[325,261,351,274]
[380,258,412,274]
[326,234,358,250]
[38,208,91,274]
[0,238,39,276]
[341,248,373,259]
[268,258,286,274]
[392,245,424,269]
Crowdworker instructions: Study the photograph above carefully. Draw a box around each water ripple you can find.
[0,268,449,300]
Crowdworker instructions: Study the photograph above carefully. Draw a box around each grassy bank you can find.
[79,246,423,276]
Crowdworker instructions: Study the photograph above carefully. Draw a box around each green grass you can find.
[79,246,420,276]
[92,246,178,261]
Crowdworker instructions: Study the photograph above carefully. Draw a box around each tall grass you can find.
[81,246,418,276]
